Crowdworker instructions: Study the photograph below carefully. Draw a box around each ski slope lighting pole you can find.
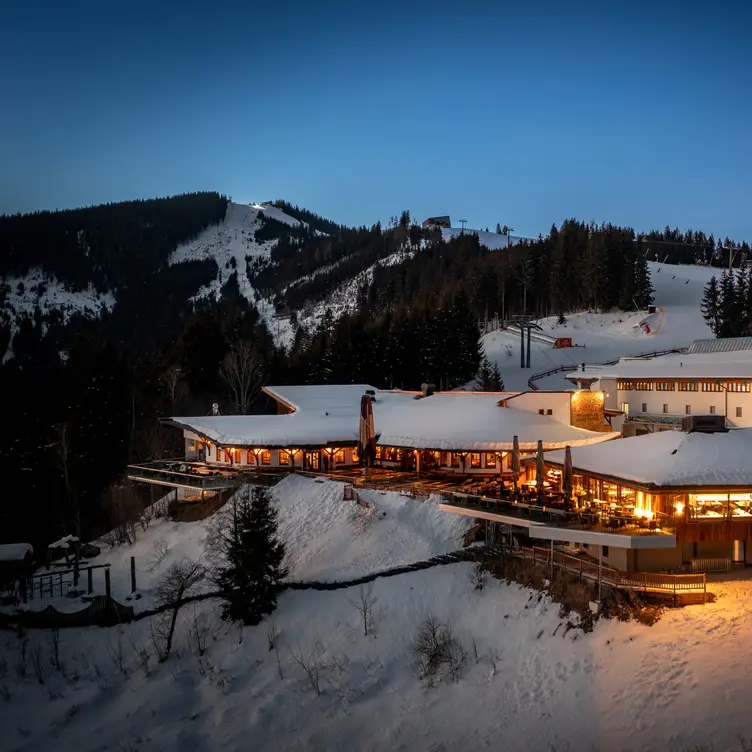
[459,219,467,232]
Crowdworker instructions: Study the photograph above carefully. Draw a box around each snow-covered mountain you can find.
[0,268,115,362]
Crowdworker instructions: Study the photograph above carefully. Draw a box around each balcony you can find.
[439,492,677,549]
[626,413,685,427]
[126,461,246,491]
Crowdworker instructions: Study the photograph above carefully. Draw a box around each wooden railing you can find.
[510,545,707,598]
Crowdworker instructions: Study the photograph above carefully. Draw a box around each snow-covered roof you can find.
[686,337,752,355]
[166,386,619,451]
[567,351,752,382]
[544,429,752,489]
[0,543,33,562]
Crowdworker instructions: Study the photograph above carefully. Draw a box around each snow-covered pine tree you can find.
[209,485,287,626]
[700,276,720,335]
[718,272,738,338]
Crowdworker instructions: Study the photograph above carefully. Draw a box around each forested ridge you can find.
[1,193,747,550]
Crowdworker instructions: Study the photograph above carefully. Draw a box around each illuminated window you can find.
[470,453,481,468]
[352,448,360,462]
[633,381,653,391]
[375,446,382,459]
[728,381,750,393]
[617,380,632,390]
[701,382,724,392]
[678,382,697,392]
[656,381,674,391]
[451,453,461,468]
[261,450,271,465]
[484,452,497,468]
[335,449,345,463]
[279,452,289,465]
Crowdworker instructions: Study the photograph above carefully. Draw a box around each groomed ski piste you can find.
[483,260,719,391]
[3,473,752,751]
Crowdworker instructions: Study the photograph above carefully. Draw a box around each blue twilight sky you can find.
[1,0,751,239]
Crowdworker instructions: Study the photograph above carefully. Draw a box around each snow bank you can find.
[273,474,471,581]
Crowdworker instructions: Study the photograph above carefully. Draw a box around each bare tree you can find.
[153,558,206,661]
[50,423,79,538]
[290,643,322,696]
[161,365,183,415]
[347,582,377,637]
[219,341,264,414]
[102,481,144,546]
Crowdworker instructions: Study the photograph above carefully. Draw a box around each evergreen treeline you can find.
[701,270,752,337]
[0,192,228,293]
[641,227,750,268]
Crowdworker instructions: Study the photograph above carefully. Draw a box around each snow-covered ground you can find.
[0,268,115,362]
[485,261,718,391]
[52,476,470,612]
[3,560,752,751]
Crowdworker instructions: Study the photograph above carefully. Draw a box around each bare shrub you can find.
[15,637,28,678]
[149,615,170,663]
[267,625,283,679]
[153,558,205,661]
[49,629,65,674]
[290,643,323,696]
[191,607,209,657]
[471,562,487,591]
[148,538,170,571]
[127,632,150,677]
[411,615,466,686]
[108,630,128,677]
[102,481,144,547]
[347,582,377,637]
[30,642,45,684]
[488,647,502,676]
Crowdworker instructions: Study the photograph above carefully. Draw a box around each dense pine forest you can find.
[0,193,745,550]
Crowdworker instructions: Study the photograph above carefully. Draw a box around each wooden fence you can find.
[527,347,688,391]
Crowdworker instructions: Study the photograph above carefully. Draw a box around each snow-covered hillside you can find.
[73,476,470,610]
[0,268,115,362]
[486,261,718,391]
[4,474,752,751]
[169,202,301,304]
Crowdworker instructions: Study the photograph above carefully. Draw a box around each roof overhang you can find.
[439,504,676,549]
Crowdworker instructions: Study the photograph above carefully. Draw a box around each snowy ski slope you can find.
[484,261,719,391]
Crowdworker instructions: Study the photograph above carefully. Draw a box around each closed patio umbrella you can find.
[358,393,376,479]
[563,445,573,503]
[536,439,545,501]
[512,435,521,490]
